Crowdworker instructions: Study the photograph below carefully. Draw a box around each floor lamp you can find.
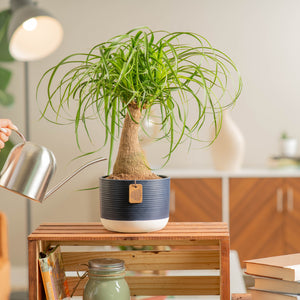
[7,0,63,235]
[24,61,31,235]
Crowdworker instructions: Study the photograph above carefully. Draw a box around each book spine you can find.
[48,248,70,298]
[289,266,300,281]
[39,257,57,300]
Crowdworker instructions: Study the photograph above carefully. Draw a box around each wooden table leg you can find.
[28,240,42,300]
[220,238,230,300]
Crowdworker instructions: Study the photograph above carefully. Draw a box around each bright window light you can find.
[22,18,37,31]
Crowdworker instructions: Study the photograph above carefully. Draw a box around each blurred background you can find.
[1,0,300,290]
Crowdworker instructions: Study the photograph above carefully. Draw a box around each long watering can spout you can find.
[0,128,107,203]
[44,157,107,200]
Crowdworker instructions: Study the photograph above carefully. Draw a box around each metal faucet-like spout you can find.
[45,157,107,200]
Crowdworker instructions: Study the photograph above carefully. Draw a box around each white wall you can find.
[1,0,300,271]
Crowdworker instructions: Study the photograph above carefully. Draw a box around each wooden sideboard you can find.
[230,177,300,265]
[164,169,300,266]
[170,178,222,222]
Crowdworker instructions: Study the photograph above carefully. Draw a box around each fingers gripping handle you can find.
[0,127,26,143]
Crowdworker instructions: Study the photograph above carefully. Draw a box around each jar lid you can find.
[88,258,125,272]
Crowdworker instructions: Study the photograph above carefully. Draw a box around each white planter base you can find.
[100,217,169,233]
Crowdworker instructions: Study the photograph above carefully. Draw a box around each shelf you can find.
[28,222,230,299]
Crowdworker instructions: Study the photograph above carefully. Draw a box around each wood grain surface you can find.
[28,222,230,299]
[170,178,222,222]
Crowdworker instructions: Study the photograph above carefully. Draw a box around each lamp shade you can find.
[8,1,63,61]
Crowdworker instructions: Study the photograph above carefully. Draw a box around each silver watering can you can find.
[0,128,107,203]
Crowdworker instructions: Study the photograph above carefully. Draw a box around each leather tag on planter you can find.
[129,184,143,203]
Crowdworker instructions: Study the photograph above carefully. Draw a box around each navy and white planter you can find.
[100,176,170,233]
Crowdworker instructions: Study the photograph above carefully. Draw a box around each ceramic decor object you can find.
[210,112,245,172]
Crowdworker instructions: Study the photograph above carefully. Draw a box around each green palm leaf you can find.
[37,27,242,175]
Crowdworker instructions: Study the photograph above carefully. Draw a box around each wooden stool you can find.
[232,294,252,300]
[28,222,230,299]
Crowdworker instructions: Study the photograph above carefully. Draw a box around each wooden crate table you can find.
[28,222,230,299]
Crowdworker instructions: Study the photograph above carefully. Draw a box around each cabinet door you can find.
[170,178,222,222]
[284,178,300,253]
[230,178,285,265]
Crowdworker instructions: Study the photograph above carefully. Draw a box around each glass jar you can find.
[83,258,130,300]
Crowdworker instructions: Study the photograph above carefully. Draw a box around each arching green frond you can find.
[37,27,242,173]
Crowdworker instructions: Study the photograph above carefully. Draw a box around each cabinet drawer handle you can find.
[287,188,294,212]
[277,188,283,212]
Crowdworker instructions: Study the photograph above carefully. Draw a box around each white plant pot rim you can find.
[100,217,169,233]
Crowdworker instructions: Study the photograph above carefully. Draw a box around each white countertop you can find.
[160,167,300,178]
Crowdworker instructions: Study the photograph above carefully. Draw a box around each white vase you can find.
[210,111,245,172]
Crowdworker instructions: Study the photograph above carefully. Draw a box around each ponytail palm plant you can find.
[37,27,242,180]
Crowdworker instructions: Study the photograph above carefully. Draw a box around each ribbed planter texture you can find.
[100,176,170,233]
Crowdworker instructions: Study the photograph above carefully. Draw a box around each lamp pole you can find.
[24,61,31,236]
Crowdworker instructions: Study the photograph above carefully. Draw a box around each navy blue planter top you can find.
[100,176,170,221]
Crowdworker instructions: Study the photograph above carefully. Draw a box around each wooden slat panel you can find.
[32,223,229,234]
[34,222,228,229]
[28,222,229,242]
[62,249,220,271]
[45,239,220,247]
[230,178,284,266]
[67,275,220,296]
[28,241,43,300]
[127,275,220,296]
[38,222,228,227]
[220,238,230,300]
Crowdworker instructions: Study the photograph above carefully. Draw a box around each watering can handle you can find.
[0,128,26,143]
[44,157,107,200]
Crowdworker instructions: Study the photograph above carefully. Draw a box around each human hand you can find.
[0,119,18,149]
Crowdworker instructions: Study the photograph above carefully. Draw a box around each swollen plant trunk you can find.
[112,105,159,180]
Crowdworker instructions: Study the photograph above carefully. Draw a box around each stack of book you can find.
[245,253,300,299]
[268,156,300,170]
